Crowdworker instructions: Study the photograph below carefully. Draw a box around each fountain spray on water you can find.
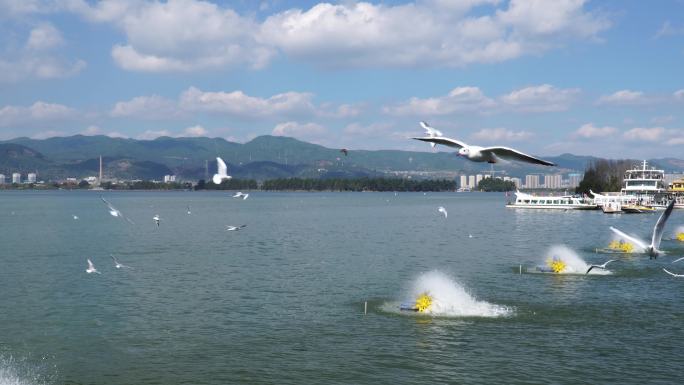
[392,270,512,317]
[537,245,612,275]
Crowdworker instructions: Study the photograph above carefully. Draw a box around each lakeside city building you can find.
[27,173,37,183]
[164,175,177,183]
[459,172,581,190]
[12,173,21,184]
[0,174,5,184]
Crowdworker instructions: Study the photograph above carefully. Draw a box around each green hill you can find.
[2,134,678,181]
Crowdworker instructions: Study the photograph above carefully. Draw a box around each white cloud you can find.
[261,0,609,69]
[106,131,128,138]
[596,90,648,106]
[111,95,179,119]
[61,0,608,72]
[470,127,533,142]
[674,89,684,101]
[655,21,684,39]
[385,86,496,115]
[623,127,665,142]
[81,125,101,135]
[183,125,208,137]
[272,121,326,138]
[137,129,173,140]
[179,86,315,118]
[573,123,617,138]
[68,0,274,72]
[386,84,578,115]
[500,84,579,112]
[0,101,77,127]
[667,137,684,146]
[31,130,66,139]
[0,23,86,82]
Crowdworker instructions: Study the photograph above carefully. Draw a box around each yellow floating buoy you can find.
[608,240,634,253]
[546,257,567,273]
[677,233,684,242]
[414,292,433,312]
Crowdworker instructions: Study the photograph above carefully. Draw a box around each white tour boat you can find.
[506,191,598,210]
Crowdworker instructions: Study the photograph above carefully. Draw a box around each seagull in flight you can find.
[420,121,443,148]
[153,214,160,227]
[233,192,249,200]
[610,199,676,259]
[73,215,79,220]
[413,122,555,166]
[110,254,132,269]
[586,259,617,274]
[671,256,684,264]
[187,205,191,215]
[663,268,684,277]
[212,157,232,185]
[438,206,447,218]
[86,258,100,274]
[226,225,247,231]
[101,197,134,224]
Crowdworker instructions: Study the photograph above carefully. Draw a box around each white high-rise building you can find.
[460,175,467,188]
[164,175,176,183]
[511,177,522,189]
[544,174,562,189]
[0,174,5,184]
[27,173,37,183]
[12,173,21,184]
[468,175,475,188]
[567,173,582,188]
[475,174,483,187]
[525,174,540,189]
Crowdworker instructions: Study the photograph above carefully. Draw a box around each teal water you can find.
[1,191,683,384]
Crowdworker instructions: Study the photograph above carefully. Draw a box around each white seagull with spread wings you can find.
[86,258,100,274]
[420,121,443,148]
[101,197,134,224]
[610,200,676,259]
[412,123,555,166]
[213,157,232,185]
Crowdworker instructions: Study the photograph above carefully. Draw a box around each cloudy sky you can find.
[1,0,683,158]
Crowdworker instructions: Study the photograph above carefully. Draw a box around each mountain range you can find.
[1,135,682,181]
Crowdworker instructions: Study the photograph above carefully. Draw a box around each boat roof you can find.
[514,191,574,199]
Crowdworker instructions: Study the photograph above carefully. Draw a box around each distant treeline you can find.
[101,181,193,190]
[195,179,259,190]
[477,178,516,192]
[260,177,456,192]
[575,159,634,194]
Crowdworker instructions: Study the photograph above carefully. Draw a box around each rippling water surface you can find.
[1,191,683,384]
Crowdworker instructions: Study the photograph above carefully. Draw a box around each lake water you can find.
[1,191,683,384]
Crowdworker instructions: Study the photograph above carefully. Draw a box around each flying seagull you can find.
[187,205,191,215]
[438,206,447,218]
[610,200,676,259]
[420,121,443,148]
[233,192,249,200]
[672,256,684,264]
[663,268,684,278]
[212,157,232,185]
[73,215,79,220]
[101,197,134,224]
[412,123,555,166]
[153,215,160,227]
[226,225,247,231]
[110,254,132,269]
[586,259,616,274]
[86,258,100,274]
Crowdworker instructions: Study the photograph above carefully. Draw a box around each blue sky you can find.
[0,0,683,159]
